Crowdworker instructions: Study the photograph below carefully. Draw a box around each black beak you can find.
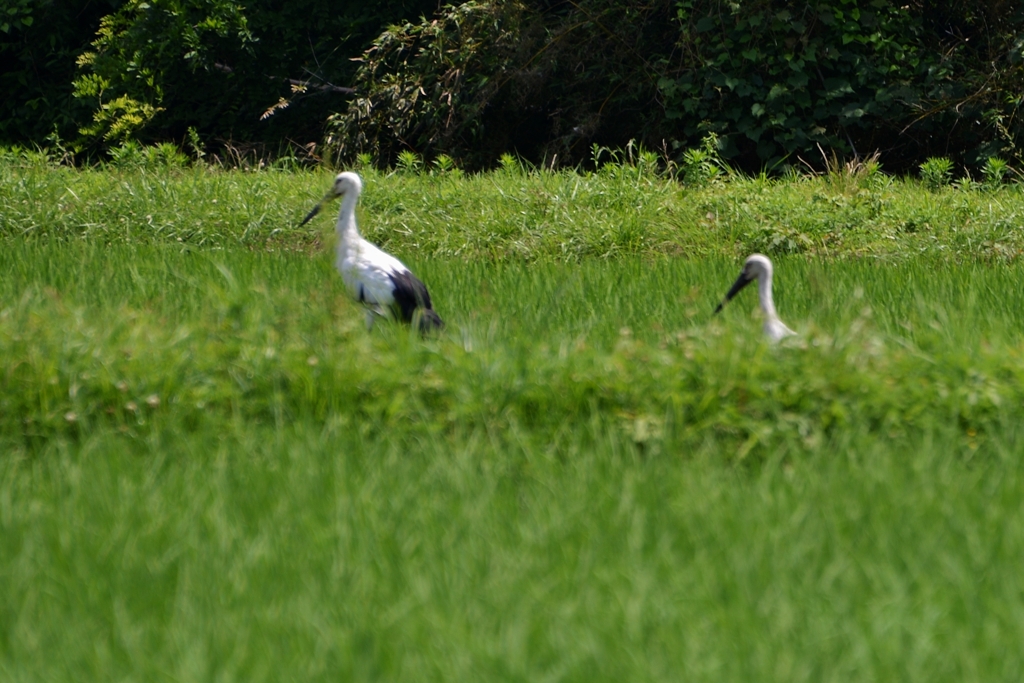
[299,201,325,227]
[713,272,753,315]
[298,191,338,226]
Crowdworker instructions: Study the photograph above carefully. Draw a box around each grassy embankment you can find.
[3,154,1024,681]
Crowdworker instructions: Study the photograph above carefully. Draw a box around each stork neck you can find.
[757,272,779,320]
[335,193,362,243]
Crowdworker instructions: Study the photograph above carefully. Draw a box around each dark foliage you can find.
[666,0,1024,172]
[897,0,1024,168]
[2,0,1021,172]
[330,0,1024,173]
[328,0,680,168]
[0,0,124,145]
[70,0,441,154]
[663,0,923,167]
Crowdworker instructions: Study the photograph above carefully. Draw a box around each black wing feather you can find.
[387,270,444,332]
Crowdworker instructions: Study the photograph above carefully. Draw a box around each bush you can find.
[10,0,1021,171]
[325,1,529,168]
[982,157,1010,187]
[920,157,954,190]
[327,0,1024,173]
[327,0,681,169]
[69,0,440,155]
[72,0,255,146]
[660,1,925,167]
[0,0,122,146]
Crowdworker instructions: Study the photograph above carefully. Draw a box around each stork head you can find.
[299,172,363,226]
[327,171,363,199]
[713,253,773,314]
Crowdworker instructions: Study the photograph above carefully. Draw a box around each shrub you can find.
[325,1,529,168]
[920,157,954,190]
[68,0,440,155]
[0,0,121,146]
[659,0,921,168]
[326,0,1024,173]
[680,133,729,186]
[73,0,255,146]
[982,157,1009,187]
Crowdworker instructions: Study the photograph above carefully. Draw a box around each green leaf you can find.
[695,16,716,32]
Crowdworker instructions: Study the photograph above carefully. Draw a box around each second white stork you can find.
[713,254,796,342]
[300,172,444,333]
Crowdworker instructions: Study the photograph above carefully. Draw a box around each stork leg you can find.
[365,310,376,331]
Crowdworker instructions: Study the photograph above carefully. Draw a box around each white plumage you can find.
[713,254,796,342]
[300,172,444,332]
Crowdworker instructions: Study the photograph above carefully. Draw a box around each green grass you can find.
[6,422,1024,682]
[4,151,1024,260]
[3,160,1024,681]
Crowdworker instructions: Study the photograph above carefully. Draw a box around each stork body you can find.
[301,172,443,333]
[713,254,795,342]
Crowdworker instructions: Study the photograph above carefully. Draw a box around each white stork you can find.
[300,172,444,333]
[713,254,796,342]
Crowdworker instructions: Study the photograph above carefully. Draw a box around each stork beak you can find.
[299,201,324,226]
[298,190,339,226]
[713,272,754,315]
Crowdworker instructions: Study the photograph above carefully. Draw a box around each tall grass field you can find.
[3,152,1024,681]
